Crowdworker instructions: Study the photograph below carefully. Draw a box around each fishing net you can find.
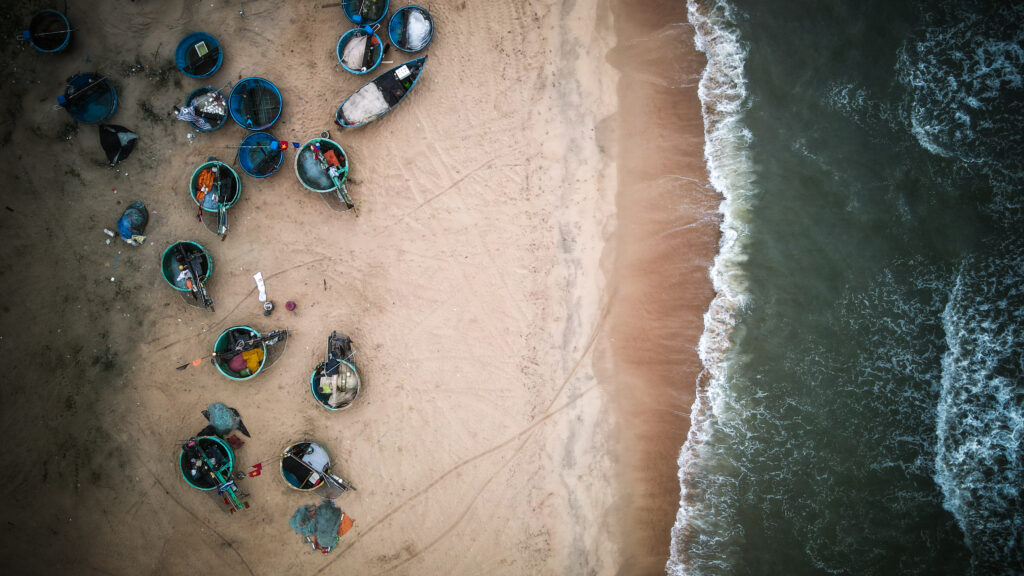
[340,83,388,125]
[297,147,334,190]
[290,501,343,550]
[404,9,431,50]
[206,403,240,436]
[342,34,369,69]
[98,124,137,165]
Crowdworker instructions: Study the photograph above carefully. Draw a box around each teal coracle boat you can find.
[179,436,246,512]
[295,138,354,210]
[280,441,355,495]
[161,241,214,310]
[213,326,267,381]
[189,157,240,236]
[310,332,361,411]
[179,436,235,490]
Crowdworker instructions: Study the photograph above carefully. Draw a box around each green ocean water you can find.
[671,1,1024,574]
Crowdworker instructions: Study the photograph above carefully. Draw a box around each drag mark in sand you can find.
[138,462,256,576]
[151,256,338,352]
[374,155,499,235]
[311,297,612,575]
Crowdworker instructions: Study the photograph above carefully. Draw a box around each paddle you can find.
[213,164,228,237]
[176,330,287,370]
[176,244,215,310]
[58,75,109,106]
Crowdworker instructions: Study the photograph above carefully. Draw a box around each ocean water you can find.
[671,1,1024,575]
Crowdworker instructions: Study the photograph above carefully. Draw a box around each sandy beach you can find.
[0,1,714,574]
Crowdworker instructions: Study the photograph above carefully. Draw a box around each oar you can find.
[213,163,228,237]
[312,144,354,209]
[176,245,213,309]
[59,75,109,105]
[175,330,286,370]
[24,28,76,37]
[283,450,355,492]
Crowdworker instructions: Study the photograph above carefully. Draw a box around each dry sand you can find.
[0,1,714,574]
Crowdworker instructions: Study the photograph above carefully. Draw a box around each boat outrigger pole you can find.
[176,244,215,310]
[283,447,356,493]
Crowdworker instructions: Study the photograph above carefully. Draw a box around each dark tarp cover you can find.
[98,124,138,166]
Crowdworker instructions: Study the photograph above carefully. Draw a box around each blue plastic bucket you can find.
[388,5,433,53]
[228,77,283,130]
[23,10,71,53]
[336,27,384,74]
[214,326,266,381]
[59,74,117,124]
[175,33,223,78]
[342,0,389,26]
[238,132,284,178]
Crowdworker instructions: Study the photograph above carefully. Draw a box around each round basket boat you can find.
[23,10,71,53]
[342,0,389,26]
[280,441,332,491]
[184,86,228,132]
[179,436,235,490]
[175,32,223,78]
[189,159,241,212]
[214,326,267,381]
[238,132,284,178]
[228,77,283,130]
[388,5,433,53]
[310,360,361,411]
[336,26,384,74]
[294,138,348,193]
[160,241,212,291]
[59,73,117,124]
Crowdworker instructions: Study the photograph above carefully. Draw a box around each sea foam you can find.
[669,0,757,574]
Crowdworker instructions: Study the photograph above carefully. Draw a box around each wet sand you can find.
[0,1,713,574]
[604,0,717,574]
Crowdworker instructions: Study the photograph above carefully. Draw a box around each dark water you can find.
[671,1,1024,574]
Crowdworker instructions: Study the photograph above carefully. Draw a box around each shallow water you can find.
[671,1,1024,574]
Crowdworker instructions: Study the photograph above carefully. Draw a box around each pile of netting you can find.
[290,501,343,552]
[207,402,241,436]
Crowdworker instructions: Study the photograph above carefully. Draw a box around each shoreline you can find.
[603,0,717,573]
[0,1,715,574]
